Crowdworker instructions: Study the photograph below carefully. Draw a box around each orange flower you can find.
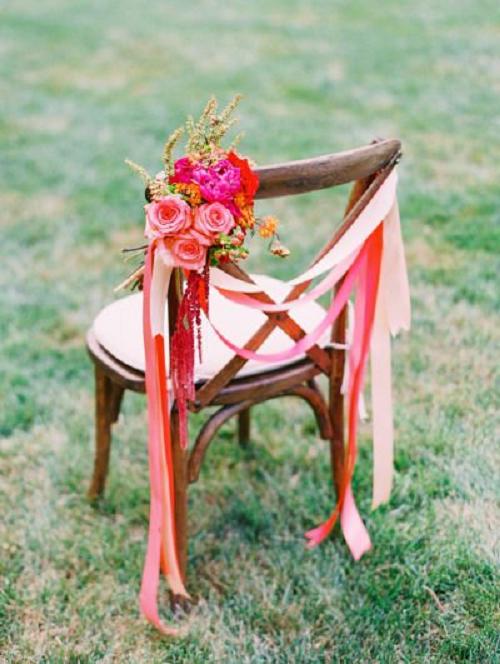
[239,205,255,229]
[234,192,248,209]
[175,182,202,206]
[258,215,278,238]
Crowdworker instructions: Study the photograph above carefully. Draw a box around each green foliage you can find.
[0,0,498,661]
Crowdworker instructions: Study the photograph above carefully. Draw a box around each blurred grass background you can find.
[0,0,499,661]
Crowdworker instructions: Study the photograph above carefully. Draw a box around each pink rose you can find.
[194,202,235,240]
[145,195,191,239]
[158,234,207,271]
[188,227,213,246]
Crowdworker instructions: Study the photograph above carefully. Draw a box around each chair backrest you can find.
[254,138,401,264]
[168,138,402,406]
[254,139,401,199]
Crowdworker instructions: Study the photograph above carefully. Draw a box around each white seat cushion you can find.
[93,273,329,380]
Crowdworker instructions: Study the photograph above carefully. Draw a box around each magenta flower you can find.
[171,157,195,184]
[192,159,241,202]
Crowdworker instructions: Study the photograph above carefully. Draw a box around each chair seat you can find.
[93,273,329,381]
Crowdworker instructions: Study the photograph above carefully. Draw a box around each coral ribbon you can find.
[209,226,383,557]
[205,187,409,558]
[140,242,188,635]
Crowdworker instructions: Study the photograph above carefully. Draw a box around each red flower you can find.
[227,151,259,203]
[169,156,195,184]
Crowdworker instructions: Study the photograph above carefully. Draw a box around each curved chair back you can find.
[255,138,401,199]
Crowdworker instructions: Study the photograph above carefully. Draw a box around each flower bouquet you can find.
[123,96,289,447]
[123,95,288,284]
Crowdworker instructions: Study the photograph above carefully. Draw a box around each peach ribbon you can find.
[370,201,410,507]
[208,247,364,365]
[215,251,358,314]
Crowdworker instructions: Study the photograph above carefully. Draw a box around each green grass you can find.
[1,0,499,661]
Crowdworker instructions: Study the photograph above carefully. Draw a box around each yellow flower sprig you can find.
[255,216,290,258]
[127,95,244,187]
[162,127,184,177]
[258,215,279,238]
[124,159,152,184]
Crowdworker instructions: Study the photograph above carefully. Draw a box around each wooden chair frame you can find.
[86,138,402,587]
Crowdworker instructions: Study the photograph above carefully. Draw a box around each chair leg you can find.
[328,176,372,497]
[87,365,124,500]
[329,305,347,499]
[171,409,189,608]
[238,408,251,447]
[329,393,345,499]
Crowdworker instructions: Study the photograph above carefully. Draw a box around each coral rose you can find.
[194,202,235,240]
[158,233,207,272]
[145,195,191,239]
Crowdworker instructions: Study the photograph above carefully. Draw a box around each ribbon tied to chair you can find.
[140,166,410,633]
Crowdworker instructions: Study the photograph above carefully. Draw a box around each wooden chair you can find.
[86,138,402,586]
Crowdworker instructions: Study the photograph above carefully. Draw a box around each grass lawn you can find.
[1,0,499,661]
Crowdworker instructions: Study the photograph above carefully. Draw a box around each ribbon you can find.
[205,226,383,557]
[214,251,359,314]
[207,247,365,365]
[209,168,398,293]
[304,224,383,554]
[370,200,410,507]
[138,166,410,633]
[203,182,409,556]
[140,242,188,635]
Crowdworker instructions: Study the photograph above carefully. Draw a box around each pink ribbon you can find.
[214,251,358,314]
[207,247,365,365]
[205,225,383,559]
